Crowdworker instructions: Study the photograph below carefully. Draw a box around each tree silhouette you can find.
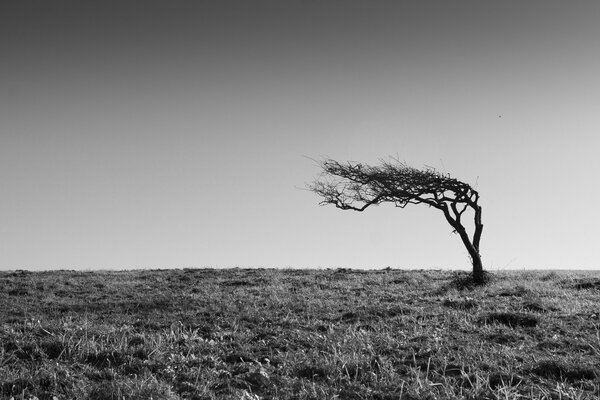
[309,157,485,283]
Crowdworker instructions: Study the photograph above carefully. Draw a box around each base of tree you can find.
[473,271,494,285]
[450,271,494,289]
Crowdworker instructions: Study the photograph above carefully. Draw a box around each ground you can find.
[1,268,599,399]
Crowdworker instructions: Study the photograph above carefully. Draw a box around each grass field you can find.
[1,268,600,400]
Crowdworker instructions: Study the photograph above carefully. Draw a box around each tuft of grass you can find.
[1,268,600,399]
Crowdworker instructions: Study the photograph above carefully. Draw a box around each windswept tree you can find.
[309,157,485,283]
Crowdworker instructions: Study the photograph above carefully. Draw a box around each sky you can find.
[1,0,599,271]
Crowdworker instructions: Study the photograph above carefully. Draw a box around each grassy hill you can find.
[1,268,599,399]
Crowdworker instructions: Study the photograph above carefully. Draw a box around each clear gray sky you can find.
[1,1,599,270]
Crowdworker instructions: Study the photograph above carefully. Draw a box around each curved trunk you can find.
[454,224,484,283]
[442,204,484,283]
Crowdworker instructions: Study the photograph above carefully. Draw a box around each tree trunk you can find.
[471,251,484,284]
[471,210,484,283]
[441,204,485,284]
[452,221,484,284]
[459,234,484,284]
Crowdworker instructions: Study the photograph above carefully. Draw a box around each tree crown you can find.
[309,158,479,213]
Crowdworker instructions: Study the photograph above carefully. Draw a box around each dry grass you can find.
[1,268,600,399]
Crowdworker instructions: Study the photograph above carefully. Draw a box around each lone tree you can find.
[309,157,485,283]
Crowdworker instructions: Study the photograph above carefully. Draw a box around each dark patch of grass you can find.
[530,359,599,382]
[127,335,146,347]
[296,364,330,381]
[522,300,554,313]
[11,342,45,361]
[7,287,30,296]
[40,339,67,359]
[224,352,258,364]
[486,331,525,344]
[222,279,252,287]
[479,311,539,328]
[488,372,523,389]
[573,278,600,290]
[85,350,131,369]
